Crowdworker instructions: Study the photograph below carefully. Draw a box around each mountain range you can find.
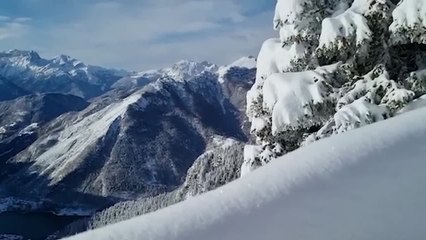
[0,50,130,100]
[0,50,257,220]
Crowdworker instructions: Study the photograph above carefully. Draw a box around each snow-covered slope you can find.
[218,56,256,83]
[0,50,128,99]
[0,93,89,133]
[68,106,426,240]
[0,93,89,170]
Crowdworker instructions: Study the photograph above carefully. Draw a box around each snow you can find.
[300,67,415,140]
[331,1,350,17]
[417,68,426,78]
[390,0,426,44]
[262,64,338,134]
[137,60,218,82]
[210,136,239,150]
[318,1,372,50]
[217,56,256,83]
[273,0,308,27]
[0,49,129,99]
[0,50,86,78]
[256,38,308,81]
[0,127,5,134]
[274,0,321,44]
[334,97,389,133]
[246,38,310,121]
[226,56,257,70]
[397,95,426,114]
[24,92,142,184]
[337,66,414,111]
[249,116,268,133]
[67,106,426,240]
[240,144,263,177]
[164,60,218,81]
[0,197,41,214]
[0,234,25,240]
[18,123,38,136]
[54,208,94,217]
[278,24,297,43]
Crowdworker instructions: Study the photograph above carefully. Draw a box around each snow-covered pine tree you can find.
[243,0,426,175]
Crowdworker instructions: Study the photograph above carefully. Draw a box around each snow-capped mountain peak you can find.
[2,49,41,59]
[227,56,257,69]
[218,56,257,83]
[162,59,218,81]
[135,59,218,82]
[52,54,85,68]
[0,50,129,99]
[0,49,45,70]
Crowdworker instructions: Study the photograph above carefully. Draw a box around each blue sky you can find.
[0,0,275,70]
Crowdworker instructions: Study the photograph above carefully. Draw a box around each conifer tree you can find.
[243,0,426,174]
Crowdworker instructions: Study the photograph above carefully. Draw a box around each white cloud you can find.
[4,1,274,70]
[14,17,32,23]
[0,16,31,40]
[0,16,11,22]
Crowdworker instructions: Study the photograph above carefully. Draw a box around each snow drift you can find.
[67,106,426,240]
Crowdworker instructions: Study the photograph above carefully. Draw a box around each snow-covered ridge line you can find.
[68,107,426,240]
[217,56,256,83]
[0,49,129,99]
[0,49,126,78]
[115,57,256,90]
[134,60,218,82]
[26,91,143,184]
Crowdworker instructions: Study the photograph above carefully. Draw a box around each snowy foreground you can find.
[68,107,426,240]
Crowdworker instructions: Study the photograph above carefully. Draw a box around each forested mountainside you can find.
[50,138,245,238]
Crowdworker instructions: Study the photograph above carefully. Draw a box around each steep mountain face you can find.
[46,59,257,238]
[0,78,30,101]
[219,57,257,138]
[179,137,245,197]
[243,0,426,174]
[113,58,256,136]
[0,66,252,209]
[0,93,89,133]
[0,50,128,100]
[0,94,89,168]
